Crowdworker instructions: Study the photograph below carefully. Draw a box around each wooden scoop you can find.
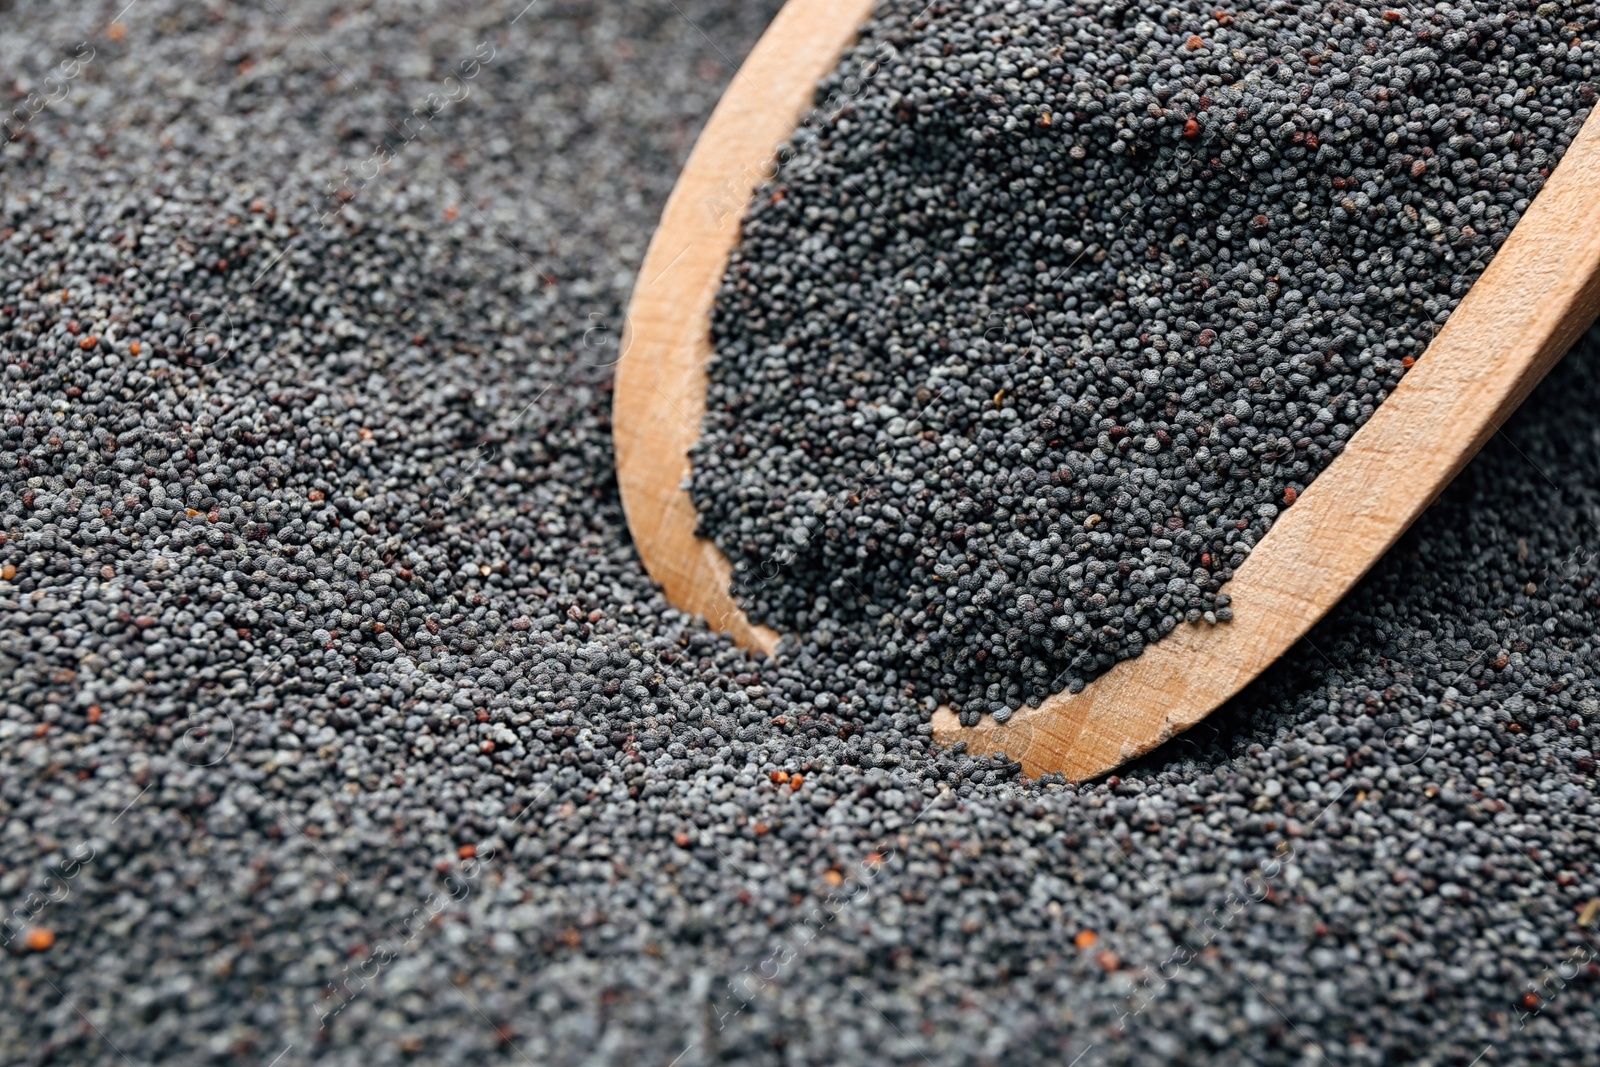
[613,0,1600,780]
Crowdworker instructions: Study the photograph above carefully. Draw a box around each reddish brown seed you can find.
[1186,35,1204,49]
[1183,118,1200,139]
[25,928,54,952]
[1284,486,1298,505]
[1074,930,1098,949]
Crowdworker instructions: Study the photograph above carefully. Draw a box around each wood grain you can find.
[615,0,1600,778]
[614,0,880,658]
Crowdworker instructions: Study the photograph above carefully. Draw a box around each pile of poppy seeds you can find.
[696,0,1600,721]
[2,2,1598,1066]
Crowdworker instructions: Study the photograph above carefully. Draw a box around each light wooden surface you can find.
[614,0,880,658]
[615,0,1600,778]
